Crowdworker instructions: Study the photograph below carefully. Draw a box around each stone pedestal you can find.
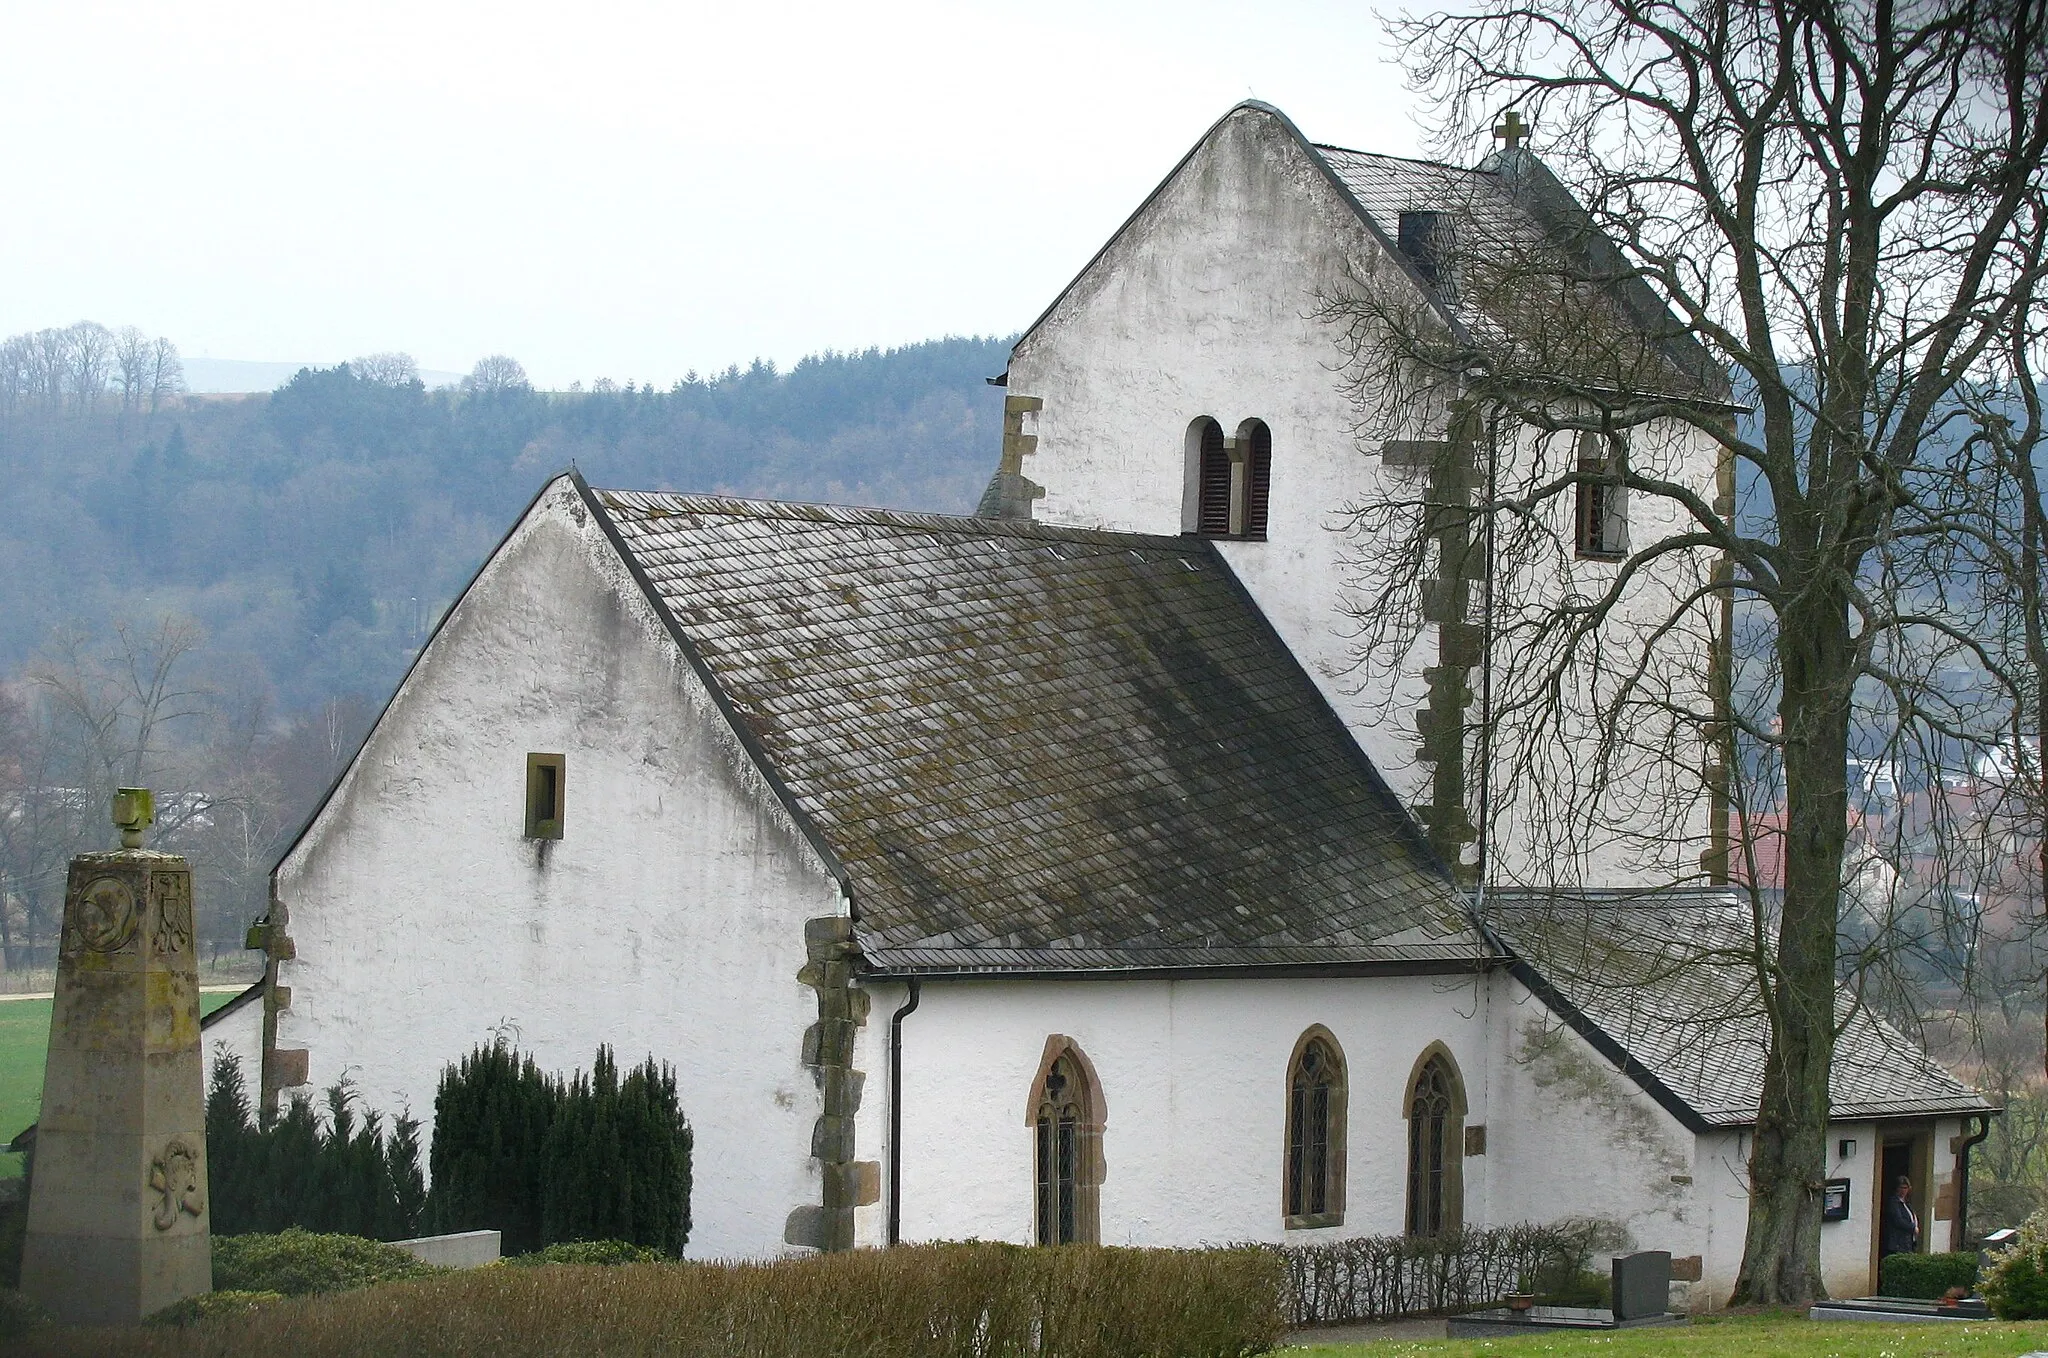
[21,850,211,1326]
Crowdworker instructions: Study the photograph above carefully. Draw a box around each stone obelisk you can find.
[21,788,212,1325]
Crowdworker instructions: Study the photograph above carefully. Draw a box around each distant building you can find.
[209,103,1986,1308]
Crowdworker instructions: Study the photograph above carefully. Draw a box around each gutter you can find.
[886,979,922,1247]
[1955,1110,1996,1250]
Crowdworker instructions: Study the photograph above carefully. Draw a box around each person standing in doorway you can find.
[1881,1175,1920,1260]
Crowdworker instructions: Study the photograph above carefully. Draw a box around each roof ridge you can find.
[1311,143,1496,177]
[592,487,1205,552]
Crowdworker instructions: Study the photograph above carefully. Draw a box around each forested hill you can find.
[0,334,1014,714]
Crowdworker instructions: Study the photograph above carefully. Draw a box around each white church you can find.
[204,102,1986,1307]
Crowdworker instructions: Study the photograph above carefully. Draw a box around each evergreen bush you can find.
[212,1229,442,1296]
[1984,1211,2048,1318]
[205,1053,426,1240]
[1879,1250,1978,1299]
[508,1240,665,1267]
[429,1043,691,1257]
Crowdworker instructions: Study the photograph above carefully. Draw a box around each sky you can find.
[0,0,1438,388]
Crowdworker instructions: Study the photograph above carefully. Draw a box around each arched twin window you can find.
[1187,417,1272,540]
[1283,1027,1347,1228]
[1405,1046,1467,1238]
[1028,1037,1104,1245]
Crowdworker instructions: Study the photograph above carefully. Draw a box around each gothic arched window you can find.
[1405,1047,1466,1238]
[1284,1026,1347,1228]
[1029,1037,1104,1244]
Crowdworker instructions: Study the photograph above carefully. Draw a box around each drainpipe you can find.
[1955,1112,1994,1250]
[887,979,922,1247]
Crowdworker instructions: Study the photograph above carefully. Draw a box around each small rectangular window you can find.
[525,753,565,839]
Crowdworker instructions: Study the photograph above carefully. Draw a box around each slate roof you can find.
[586,485,1493,976]
[1486,889,1990,1128]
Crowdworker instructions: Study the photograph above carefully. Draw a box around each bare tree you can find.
[351,352,420,387]
[1330,0,2048,1302]
[63,321,113,416]
[147,336,184,416]
[460,354,530,398]
[114,326,152,425]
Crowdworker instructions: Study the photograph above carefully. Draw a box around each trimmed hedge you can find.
[146,1291,285,1327]
[17,1242,1286,1358]
[212,1229,444,1296]
[1879,1250,1978,1299]
[1274,1218,1620,1324]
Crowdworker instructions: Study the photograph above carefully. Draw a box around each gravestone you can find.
[1611,1250,1672,1321]
[20,789,212,1325]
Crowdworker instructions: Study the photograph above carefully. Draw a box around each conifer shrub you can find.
[206,1052,426,1240]
[211,1228,443,1296]
[1984,1211,2048,1318]
[1879,1249,1978,1299]
[428,1043,691,1256]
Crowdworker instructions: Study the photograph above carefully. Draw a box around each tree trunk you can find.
[1733,578,1852,1304]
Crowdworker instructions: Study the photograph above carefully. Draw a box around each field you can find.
[0,988,243,1177]
[1300,1311,2048,1356]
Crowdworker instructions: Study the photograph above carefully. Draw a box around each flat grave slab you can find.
[1448,1305,1683,1337]
[1810,1295,1990,1323]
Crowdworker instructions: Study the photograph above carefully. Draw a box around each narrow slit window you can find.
[525,753,565,839]
[1575,431,1628,560]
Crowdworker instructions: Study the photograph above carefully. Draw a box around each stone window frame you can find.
[1404,1042,1468,1239]
[524,753,565,839]
[1025,1034,1106,1245]
[1282,1024,1348,1230]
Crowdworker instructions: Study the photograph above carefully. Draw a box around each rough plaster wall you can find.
[1008,107,1431,811]
[894,974,1490,1246]
[1007,105,1719,887]
[200,996,263,1108]
[271,476,843,1259]
[1484,977,1702,1271]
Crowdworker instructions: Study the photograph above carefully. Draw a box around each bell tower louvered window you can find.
[1186,416,1273,540]
[1195,418,1231,536]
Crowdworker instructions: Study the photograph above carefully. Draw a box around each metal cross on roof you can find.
[1492,109,1529,150]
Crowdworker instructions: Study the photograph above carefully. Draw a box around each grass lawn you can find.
[0,988,243,1177]
[1297,1311,2048,1356]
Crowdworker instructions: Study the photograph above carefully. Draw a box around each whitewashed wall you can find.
[270,476,845,1259]
[1006,103,1719,887]
[1482,975,1704,1268]
[889,973,1495,1246]
[200,987,265,1103]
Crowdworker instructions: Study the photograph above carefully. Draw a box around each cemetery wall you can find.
[268,479,844,1259]
[885,971,1493,1247]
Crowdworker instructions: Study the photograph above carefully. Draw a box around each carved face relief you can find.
[68,875,139,954]
[151,872,192,957]
[149,1137,204,1230]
